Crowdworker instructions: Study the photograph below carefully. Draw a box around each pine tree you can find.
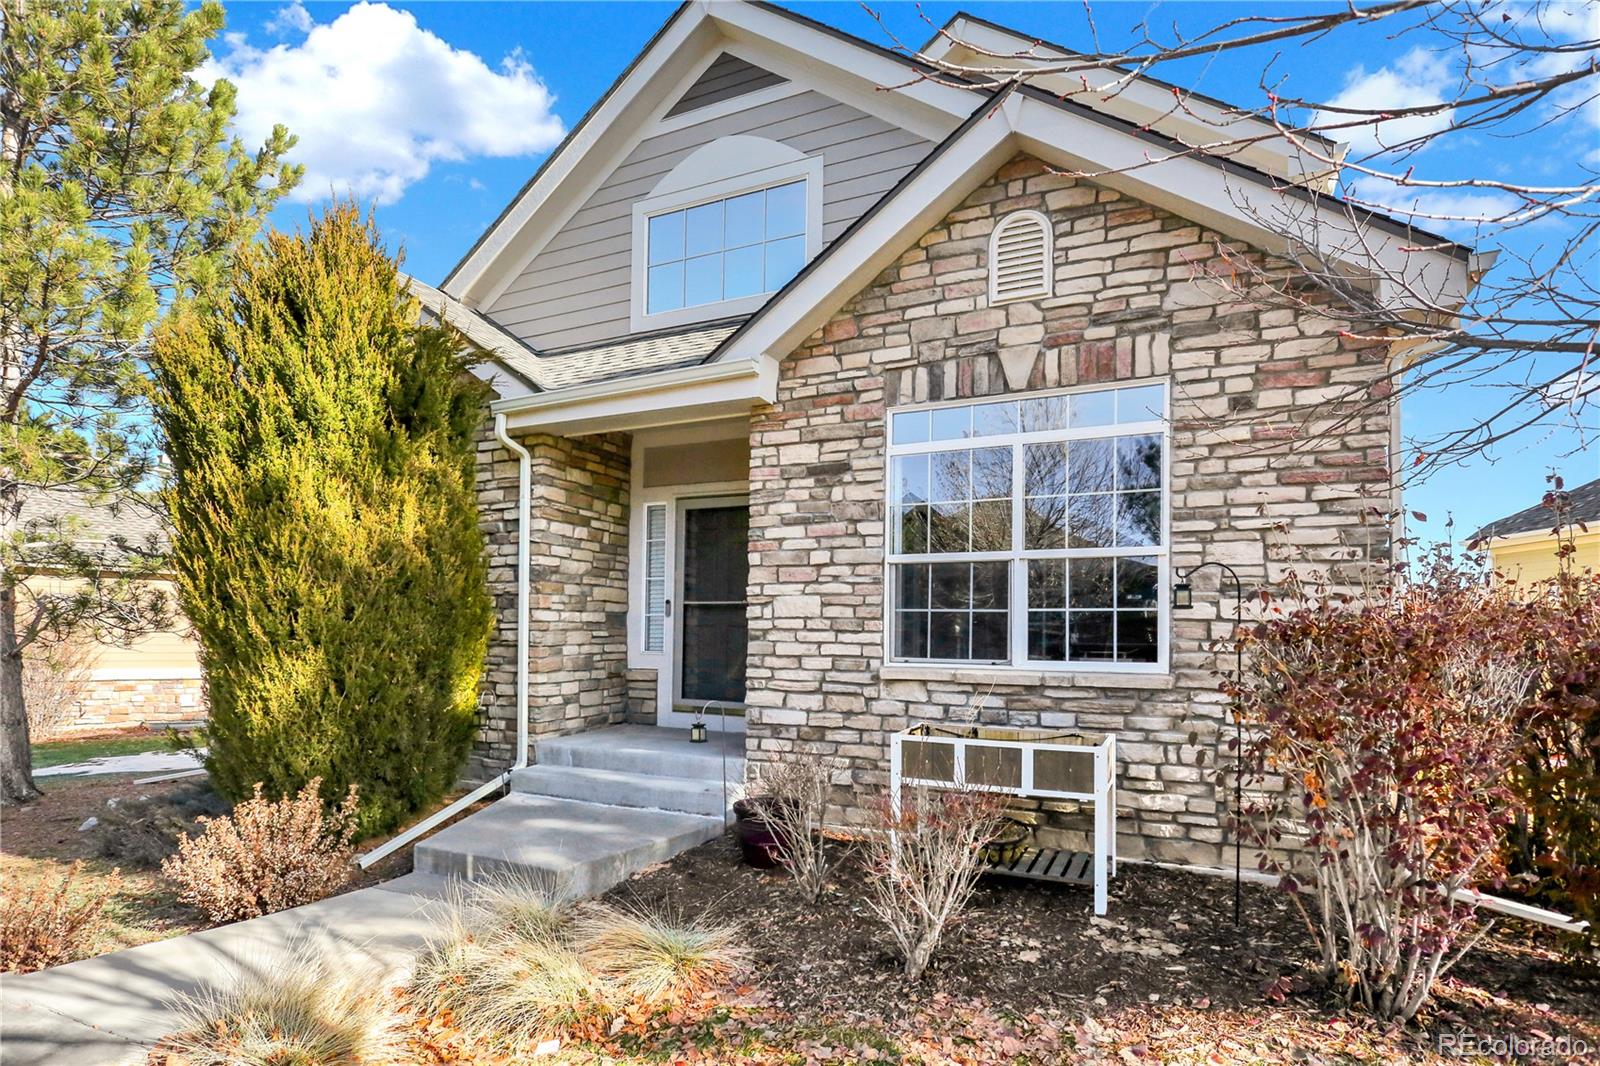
[152,206,493,833]
[1,0,298,803]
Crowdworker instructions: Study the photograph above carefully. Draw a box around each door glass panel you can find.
[680,505,748,704]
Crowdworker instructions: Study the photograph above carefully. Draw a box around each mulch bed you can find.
[599,834,1600,1062]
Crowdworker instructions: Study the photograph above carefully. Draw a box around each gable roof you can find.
[450,1,1481,403]
[440,2,977,305]
[703,83,1478,373]
[924,12,1344,152]
[1470,477,1600,543]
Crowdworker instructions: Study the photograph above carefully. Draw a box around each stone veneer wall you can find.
[745,155,1395,866]
[470,424,633,778]
[626,668,658,725]
[58,675,206,734]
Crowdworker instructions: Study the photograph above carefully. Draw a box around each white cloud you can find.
[204,2,565,205]
[1317,48,1456,158]
[265,2,313,36]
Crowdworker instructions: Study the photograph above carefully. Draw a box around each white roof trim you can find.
[492,355,772,436]
[924,15,1346,190]
[446,3,716,304]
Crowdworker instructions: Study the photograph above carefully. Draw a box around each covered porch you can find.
[478,350,769,771]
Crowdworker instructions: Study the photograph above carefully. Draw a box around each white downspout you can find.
[494,412,533,771]
[356,414,532,868]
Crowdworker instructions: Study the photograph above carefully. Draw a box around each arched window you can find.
[988,210,1054,305]
[630,136,822,332]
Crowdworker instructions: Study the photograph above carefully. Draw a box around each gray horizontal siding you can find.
[489,89,932,352]
[665,53,786,118]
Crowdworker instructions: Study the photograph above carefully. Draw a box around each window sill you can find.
[878,664,1175,690]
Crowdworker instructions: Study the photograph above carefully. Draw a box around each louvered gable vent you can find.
[988,210,1053,304]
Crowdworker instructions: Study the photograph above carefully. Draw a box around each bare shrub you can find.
[574,903,748,1003]
[754,752,833,903]
[0,861,121,973]
[863,787,1008,980]
[164,952,397,1066]
[161,777,358,923]
[20,640,94,741]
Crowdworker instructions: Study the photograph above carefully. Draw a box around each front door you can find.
[660,497,747,729]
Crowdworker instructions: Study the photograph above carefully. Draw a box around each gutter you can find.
[357,413,533,869]
[489,356,764,419]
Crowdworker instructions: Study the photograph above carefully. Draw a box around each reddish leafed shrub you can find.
[1233,555,1531,1020]
[1495,483,1600,951]
[1,861,121,973]
[161,777,358,923]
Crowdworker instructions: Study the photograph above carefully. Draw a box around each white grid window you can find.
[645,180,805,316]
[643,504,668,652]
[886,382,1168,671]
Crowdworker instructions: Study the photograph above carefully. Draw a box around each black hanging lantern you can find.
[690,715,708,743]
[1172,580,1195,610]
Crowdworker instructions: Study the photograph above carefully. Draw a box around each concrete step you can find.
[534,724,745,782]
[510,764,736,818]
[412,794,724,899]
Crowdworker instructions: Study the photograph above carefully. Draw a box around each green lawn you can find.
[32,733,186,768]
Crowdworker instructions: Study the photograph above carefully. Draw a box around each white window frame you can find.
[882,380,1171,676]
[629,156,823,333]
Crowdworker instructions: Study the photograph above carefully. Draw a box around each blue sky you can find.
[209,1,1598,547]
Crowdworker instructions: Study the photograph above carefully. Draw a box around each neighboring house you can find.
[1470,477,1600,585]
[15,488,204,735]
[414,2,1482,866]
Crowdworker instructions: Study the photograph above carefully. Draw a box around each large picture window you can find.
[886,383,1168,671]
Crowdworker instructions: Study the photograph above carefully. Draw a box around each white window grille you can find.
[885,382,1169,672]
[644,180,806,316]
[643,503,668,652]
[988,210,1053,304]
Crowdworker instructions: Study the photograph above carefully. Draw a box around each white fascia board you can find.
[722,92,1473,366]
[1488,527,1571,549]
[493,357,772,437]
[928,17,1346,190]
[447,5,718,304]
[710,24,970,143]
[470,361,538,405]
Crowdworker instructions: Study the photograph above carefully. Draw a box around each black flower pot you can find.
[733,796,789,869]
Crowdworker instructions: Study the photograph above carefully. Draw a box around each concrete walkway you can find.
[35,750,205,779]
[0,874,451,1066]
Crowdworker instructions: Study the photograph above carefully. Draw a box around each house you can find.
[407,1,1482,872]
[1470,477,1600,586]
[15,488,204,736]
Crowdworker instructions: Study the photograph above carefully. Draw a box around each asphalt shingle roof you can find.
[408,274,740,392]
[16,486,169,559]
[1469,477,1600,542]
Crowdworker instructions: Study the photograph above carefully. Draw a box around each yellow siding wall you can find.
[1490,531,1600,586]
[27,575,200,676]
